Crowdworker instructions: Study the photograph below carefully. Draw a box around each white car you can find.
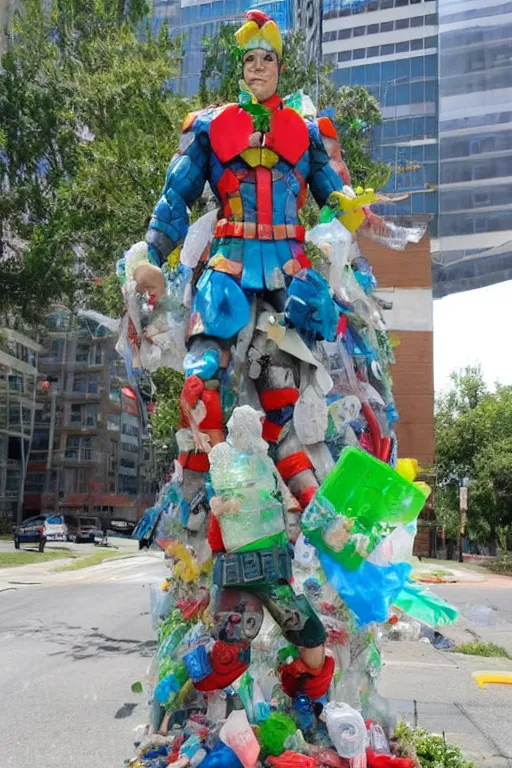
[43,515,68,542]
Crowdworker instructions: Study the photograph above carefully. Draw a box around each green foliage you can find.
[454,641,511,659]
[199,26,390,190]
[486,551,512,574]
[0,0,192,323]
[149,367,184,469]
[435,365,512,547]
[394,722,474,768]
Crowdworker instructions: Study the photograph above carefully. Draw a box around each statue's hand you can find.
[133,261,165,301]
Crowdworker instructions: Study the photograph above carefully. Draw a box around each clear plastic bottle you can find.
[324,702,367,762]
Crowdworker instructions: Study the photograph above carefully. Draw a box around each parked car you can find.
[108,519,136,537]
[63,514,102,543]
[43,515,67,543]
[14,515,48,553]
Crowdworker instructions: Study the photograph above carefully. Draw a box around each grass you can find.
[54,550,126,572]
[0,549,76,568]
[454,640,511,659]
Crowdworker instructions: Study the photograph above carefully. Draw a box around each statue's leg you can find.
[258,583,334,699]
[251,341,319,509]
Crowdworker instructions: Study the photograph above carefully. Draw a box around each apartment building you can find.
[24,309,155,523]
[0,327,42,524]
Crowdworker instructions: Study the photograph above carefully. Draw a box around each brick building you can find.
[359,226,436,555]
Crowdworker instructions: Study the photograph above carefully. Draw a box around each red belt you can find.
[214,219,306,242]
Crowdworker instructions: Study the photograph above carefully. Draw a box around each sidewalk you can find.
[379,639,512,766]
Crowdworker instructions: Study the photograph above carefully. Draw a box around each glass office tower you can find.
[322,0,438,224]
[435,0,512,295]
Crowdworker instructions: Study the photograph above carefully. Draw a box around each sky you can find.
[433,280,512,394]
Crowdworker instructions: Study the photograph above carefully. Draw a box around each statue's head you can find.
[236,10,283,103]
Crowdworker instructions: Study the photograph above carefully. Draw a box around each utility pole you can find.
[458,477,469,563]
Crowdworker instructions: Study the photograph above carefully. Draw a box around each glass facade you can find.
[151,0,292,95]
[437,0,512,291]
[322,0,438,223]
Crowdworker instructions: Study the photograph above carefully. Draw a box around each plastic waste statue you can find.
[115,10,461,768]
[127,9,383,511]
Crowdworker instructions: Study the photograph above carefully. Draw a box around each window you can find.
[76,344,89,363]
[338,28,351,39]
[396,18,409,28]
[396,41,410,52]
[367,24,379,33]
[92,345,103,365]
[367,46,380,58]
[85,405,97,427]
[8,373,23,392]
[353,26,365,36]
[411,38,424,50]
[380,44,394,55]
[424,36,437,48]
[353,48,365,59]
[32,430,49,451]
[49,340,64,361]
[425,13,437,24]
[70,404,82,423]
[72,374,86,392]
[411,16,423,26]
[66,436,79,459]
[120,457,136,470]
[395,0,409,6]
[65,436,92,460]
[380,20,393,32]
[338,50,352,62]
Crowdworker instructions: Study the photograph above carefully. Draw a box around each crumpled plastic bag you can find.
[180,208,218,268]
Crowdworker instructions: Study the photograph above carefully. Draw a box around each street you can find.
[0,558,162,768]
[1,557,512,768]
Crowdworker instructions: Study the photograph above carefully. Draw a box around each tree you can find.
[435,365,512,551]
[199,25,391,190]
[0,0,191,322]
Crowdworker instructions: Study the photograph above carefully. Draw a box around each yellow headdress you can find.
[235,9,283,60]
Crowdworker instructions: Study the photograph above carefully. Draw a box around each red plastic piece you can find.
[262,419,283,443]
[245,9,271,26]
[276,452,314,481]
[380,436,391,463]
[337,314,348,336]
[198,389,223,430]
[361,400,382,459]
[181,375,205,408]
[269,108,309,165]
[268,753,318,768]
[279,655,335,699]
[318,116,338,139]
[178,452,210,473]
[207,513,225,552]
[193,641,249,691]
[295,249,311,269]
[366,750,415,768]
[256,166,272,227]
[218,168,240,198]
[298,485,317,509]
[210,104,254,163]
[260,388,300,411]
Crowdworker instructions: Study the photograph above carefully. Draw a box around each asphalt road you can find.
[0,580,156,768]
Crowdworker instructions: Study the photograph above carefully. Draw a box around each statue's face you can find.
[243,48,279,103]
